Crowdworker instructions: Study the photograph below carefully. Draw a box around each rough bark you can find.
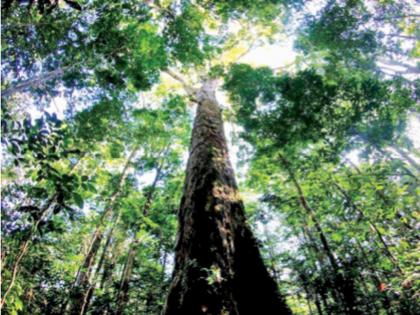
[163,81,291,315]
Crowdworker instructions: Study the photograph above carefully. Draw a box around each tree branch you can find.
[2,66,69,98]
[165,69,198,102]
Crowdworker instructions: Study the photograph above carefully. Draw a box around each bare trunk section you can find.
[81,209,123,315]
[163,81,291,315]
[67,146,138,315]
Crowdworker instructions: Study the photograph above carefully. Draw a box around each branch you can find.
[165,69,198,101]
[385,34,419,41]
[373,14,420,22]
[378,58,420,75]
[2,66,70,98]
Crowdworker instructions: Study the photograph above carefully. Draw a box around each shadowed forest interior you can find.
[1,0,419,314]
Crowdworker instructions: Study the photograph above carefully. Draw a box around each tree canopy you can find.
[1,0,419,314]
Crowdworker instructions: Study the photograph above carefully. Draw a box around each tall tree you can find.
[2,0,419,314]
[163,79,291,314]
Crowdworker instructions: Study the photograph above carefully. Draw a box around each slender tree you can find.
[67,145,138,315]
[115,156,165,315]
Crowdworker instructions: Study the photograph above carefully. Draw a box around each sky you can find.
[10,0,420,283]
[23,0,420,202]
[26,31,420,188]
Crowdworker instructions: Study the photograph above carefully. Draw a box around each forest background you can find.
[1,0,419,314]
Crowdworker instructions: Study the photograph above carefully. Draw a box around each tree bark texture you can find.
[163,82,291,315]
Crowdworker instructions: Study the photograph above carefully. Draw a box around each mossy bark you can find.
[163,83,291,315]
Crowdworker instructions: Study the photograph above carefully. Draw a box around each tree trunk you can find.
[279,154,339,273]
[314,293,323,315]
[302,284,316,315]
[115,158,165,315]
[0,197,55,309]
[391,145,420,173]
[67,146,138,315]
[279,155,362,314]
[163,80,291,315]
[81,209,123,315]
[97,240,119,315]
[339,208,395,315]
[301,227,342,311]
[342,157,417,232]
[115,239,138,315]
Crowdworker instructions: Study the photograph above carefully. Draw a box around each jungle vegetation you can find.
[1,0,419,314]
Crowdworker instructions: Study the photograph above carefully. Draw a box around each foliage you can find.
[1,0,419,314]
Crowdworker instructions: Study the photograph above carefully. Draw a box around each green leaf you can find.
[72,193,84,209]
[14,298,23,311]
[331,233,343,243]
[87,183,97,193]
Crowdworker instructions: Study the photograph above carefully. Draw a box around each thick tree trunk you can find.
[163,81,291,315]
